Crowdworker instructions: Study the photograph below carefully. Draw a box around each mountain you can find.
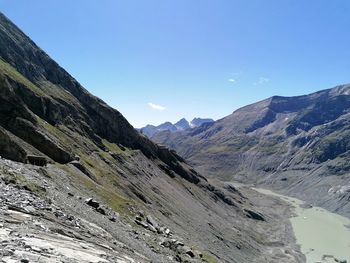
[139,122,177,138]
[191,118,215,128]
[152,86,350,218]
[0,13,304,263]
[174,118,192,130]
[140,118,214,138]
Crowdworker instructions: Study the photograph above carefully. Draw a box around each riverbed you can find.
[254,188,350,263]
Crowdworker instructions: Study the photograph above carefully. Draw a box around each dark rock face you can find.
[27,155,47,166]
[10,117,73,164]
[244,209,265,221]
[0,127,27,162]
[153,85,350,218]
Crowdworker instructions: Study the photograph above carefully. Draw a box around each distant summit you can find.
[190,118,216,128]
[175,118,191,130]
[139,118,214,138]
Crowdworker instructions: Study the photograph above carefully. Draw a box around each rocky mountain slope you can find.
[190,118,215,128]
[153,86,350,218]
[140,118,214,138]
[0,13,304,262]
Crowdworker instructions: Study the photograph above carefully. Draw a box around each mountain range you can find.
[139,118,214,138]
[0,12,305,263]
[152,86,350,218]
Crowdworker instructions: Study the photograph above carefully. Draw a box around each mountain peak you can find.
[140,117,214,138]
[174,118,191,130]
[190,117,214,127]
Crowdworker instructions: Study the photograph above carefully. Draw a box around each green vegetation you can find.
[2,173,46,196]
[37,118,100,158]
[0,60,80,108]
[0,59,46,97]
[97,187,131,214]
[102,139,129,154]
[38,114,134,215]
[36,118,76,153]
[201,253,219,263]
[58,163,132,215]
[36,80,80,105]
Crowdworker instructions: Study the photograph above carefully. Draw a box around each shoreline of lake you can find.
[253,187,350,263]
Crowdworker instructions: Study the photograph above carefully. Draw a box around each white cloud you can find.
[254,77,270,85]
[228,78,236,83]
[148,102,165,111]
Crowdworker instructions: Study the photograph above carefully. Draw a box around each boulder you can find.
[148,224,157,233]
[146,215,159,229]
[185,249,195,258]
[244,209,265,221]
[85,198,100,209]
[96,206,106,215]
[157,226,165,234]
[135,218,149,229]
[165,228,171,236]
[109,216,117,222]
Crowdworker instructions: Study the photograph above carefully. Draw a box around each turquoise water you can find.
[255,188,350,263]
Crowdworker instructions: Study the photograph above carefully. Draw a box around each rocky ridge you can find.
[152,86,350,218]
[139,118,214,138]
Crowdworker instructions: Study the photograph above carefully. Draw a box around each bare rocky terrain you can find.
[153,87,350,218]
[0,158,305,263]
[0,12,306,263]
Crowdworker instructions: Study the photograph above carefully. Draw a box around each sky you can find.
[1,0,350,127]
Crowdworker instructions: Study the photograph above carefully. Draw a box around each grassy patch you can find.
[2,173,46,196]
[42,122,133,214]
[102,139,128,154]
[96,187,131,214]
[98,150,114,162]
[36,118,78,155]
[36,80,80,106]
[202,253,219,263]
[0,59,46,97]
[58,162,132,215]
[37,118,101,159]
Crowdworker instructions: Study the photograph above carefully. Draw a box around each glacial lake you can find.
[255,188,350,263]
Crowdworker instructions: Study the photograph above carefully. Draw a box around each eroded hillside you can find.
[0,13,305,263]
[153,87,350,218]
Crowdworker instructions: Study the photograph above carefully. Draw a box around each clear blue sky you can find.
[1,1,350,127]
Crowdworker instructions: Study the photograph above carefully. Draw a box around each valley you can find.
[148,87,350,263]
[153,88,350,220]
[0,12,307,262]
[0,3,349,262]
